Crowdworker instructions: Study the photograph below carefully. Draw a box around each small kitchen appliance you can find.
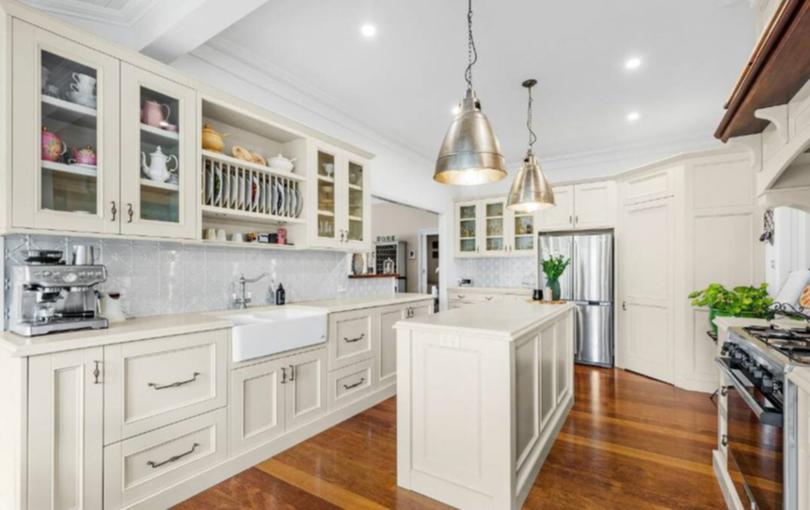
[717,324,810,510]
[8,250,108,337]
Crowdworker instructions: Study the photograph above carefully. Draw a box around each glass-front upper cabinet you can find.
[482,199,505,255]
[11,20,120,233]
[510,210,536,254]
[455,201,480,257]
[344,158,369,248]
[120,63,196,239]
[315,147,338,244]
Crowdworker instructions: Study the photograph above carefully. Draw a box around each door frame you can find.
[418,227,439,294]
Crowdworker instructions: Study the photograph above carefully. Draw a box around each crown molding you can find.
[20,0,158,26]
[190,38,435,166]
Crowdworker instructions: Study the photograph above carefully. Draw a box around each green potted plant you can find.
[688,283,773,333]
[542,254,570,301]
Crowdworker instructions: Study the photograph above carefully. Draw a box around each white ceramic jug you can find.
[141,146,178,182]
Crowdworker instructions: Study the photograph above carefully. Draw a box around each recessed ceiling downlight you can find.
[626,111,641,122]
[360,23,377,38]
[624,56,642,70]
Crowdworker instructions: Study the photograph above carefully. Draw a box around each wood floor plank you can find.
[177,366,730,509]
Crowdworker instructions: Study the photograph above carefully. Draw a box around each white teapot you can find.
[141,146,178,182]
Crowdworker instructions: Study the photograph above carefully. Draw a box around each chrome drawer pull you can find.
[148,372,200,390]
[344,333,365,343]
[343,377,365,390]
[92,360,101,384]
[146,442,200,469]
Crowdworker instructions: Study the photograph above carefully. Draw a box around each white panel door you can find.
[12,20,120,234]
[284,348,327,430]
[573,181,616,229]
[28,348,104,510]
[621,198,674,383]
[537,185,574,232]
[230,357,286,454]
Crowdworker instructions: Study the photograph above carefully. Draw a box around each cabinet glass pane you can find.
[139,87,180,222]
[40,51,99,214]
[460,238,476,253]
[317,151,335,239]
[347,161,364,241]
[486,237,504,251]
[514,214,535,251]
[459,219,476,238]
[486,202,503,217]
[486,218,503,237]
[459,205,476,219]
[515,236,534,251]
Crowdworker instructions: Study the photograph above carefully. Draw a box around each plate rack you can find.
[202,152,305,220]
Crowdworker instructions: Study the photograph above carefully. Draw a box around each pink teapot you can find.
[41,127,66,162]
[69,146,97,166]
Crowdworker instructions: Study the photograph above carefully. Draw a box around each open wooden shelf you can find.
[202,149,305,182]
[140,178,179,192]
[201,205,306,224]
[41,160,97,177]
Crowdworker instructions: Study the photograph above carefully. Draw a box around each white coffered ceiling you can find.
[23,0,756,167]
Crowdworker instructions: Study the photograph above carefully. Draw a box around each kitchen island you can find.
[395,301,575,510]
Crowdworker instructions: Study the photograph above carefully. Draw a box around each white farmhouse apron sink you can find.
[221,307,328,362]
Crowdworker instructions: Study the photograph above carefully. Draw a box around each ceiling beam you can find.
[139,0,269,64]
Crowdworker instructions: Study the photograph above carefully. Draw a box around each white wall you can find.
[765,206,810,295]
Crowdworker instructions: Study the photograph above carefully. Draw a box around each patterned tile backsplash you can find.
[454,255,539,289]
[2,235,394,321]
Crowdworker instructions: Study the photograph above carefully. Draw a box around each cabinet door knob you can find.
[622,301,627,311]
[92,360,101,384]
[110,201,117,222]
[281,367,287,384]
[126,203,134,223]
[289,365,296,382]
[569,215,573,225]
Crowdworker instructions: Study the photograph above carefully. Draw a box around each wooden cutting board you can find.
[800,285,810,309]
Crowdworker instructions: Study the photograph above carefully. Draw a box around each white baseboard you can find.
[128,384,397,509]
[713,449,743,510]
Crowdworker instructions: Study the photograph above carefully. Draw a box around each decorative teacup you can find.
[70,72,96,96]
[69,146,97,166]
[141,100,171,128]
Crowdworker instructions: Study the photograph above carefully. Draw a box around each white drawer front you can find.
[328,358,374,411]
[104,408,227,509]
[104,329,228,444]
[329,310,374,370]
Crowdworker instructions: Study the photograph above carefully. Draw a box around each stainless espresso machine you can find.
[9,249,108,336]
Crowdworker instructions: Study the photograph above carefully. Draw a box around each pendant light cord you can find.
[527,85,537,152]
[465,0,478,90]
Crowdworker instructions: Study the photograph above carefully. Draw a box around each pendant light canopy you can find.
[434,0,507,186]
[507,79,555,212]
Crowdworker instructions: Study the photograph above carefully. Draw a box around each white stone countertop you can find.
[395,300,574,341]
[0,293,435,357]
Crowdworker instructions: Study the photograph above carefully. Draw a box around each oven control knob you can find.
[761,375,774,392]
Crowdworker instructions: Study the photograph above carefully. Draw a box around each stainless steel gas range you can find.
[717,324,810,510]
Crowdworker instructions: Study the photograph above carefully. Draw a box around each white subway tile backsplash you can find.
[3,234,393,323]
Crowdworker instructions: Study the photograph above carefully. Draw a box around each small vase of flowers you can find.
[542,254,570,301]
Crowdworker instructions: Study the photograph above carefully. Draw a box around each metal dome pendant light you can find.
[433,0,507,186]
[506,79,555,212]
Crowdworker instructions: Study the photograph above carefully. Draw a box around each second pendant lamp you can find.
[506,79,555,212]
[434,0,507,186]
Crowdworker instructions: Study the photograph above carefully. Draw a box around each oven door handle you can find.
[715,357,783,427]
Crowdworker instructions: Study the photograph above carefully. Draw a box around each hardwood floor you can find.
[175,366,725,509]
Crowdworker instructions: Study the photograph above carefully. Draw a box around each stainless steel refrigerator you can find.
[538,232,613,367]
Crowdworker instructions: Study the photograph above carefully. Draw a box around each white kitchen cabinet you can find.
[572,181,616,229]
[328,357,375,410]
[377,301,434,388]
[537,185,574,231]
[230,357,286,454]
[103,329,228,444]
[455,200,481,257]
[120,63,197,239]
[28,348,104,510]
[11,20,120,234]
[328,307,375,370]
[455,198,538,258]
[310,141,371,251]
[283,348,327,430]
[536,181,616,232]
